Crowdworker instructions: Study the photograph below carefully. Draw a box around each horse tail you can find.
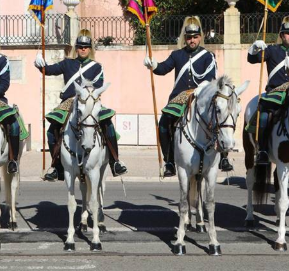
[253,163,271,205]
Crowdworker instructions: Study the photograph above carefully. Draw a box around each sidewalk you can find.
[19,147,247,182]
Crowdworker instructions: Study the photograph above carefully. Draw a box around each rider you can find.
[247,16,289,165]
[0,53,20,174]
[34,29,127,181]
[144,16,233,177]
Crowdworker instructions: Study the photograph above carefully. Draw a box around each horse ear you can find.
[235,80,250,96]
[74,81,83,95]
[93,82,111,98]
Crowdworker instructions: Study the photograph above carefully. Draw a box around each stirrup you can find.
[163,162,176,177]
[254,151,269,166]
[111,161,127,177]
[7,160,18,174]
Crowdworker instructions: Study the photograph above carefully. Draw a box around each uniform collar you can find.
[280,44,289,52]
[76,57,91,64]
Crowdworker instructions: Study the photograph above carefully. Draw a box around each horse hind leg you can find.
[245,168,255,228]
[78,181,89,232]
[174,168,190,255]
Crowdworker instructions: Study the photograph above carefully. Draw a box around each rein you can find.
[180,83,237,178]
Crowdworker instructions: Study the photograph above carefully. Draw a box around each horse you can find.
[0,124,24,230]
[243,93,289,252]
[61,78,109,251]
[173,75,249,255]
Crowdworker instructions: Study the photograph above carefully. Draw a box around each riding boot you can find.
[102,121,127,177]
[7,135,19,174]
[255,128,269,165]
[219,152,233,172]
[44,143,64,181]
[159,119,176,177]
[255,112,269,166]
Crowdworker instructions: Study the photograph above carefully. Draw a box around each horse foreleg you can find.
[64,172,77,251]
[205,172,221,256]
[245,168,255,227]
[274,166,289,251]
[174,167,189,255]
[79,181,89,232]
[88,170,102,252]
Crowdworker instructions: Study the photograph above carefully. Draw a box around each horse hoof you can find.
[64,243,75,251]
[90,242,102,252]
[209,245,222,256]
[186,223,194,232]
[8,222,18,231]
[78,223,88,232]
[99,225,107,234]
[244,220,255,228]
[173,244,186,255]
[196,224,206,233]
[273,242,287,252]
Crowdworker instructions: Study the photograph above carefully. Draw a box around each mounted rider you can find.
[0,53,24,174]
[144,16,233,177]
[34,29,127,181]
[247,16,289,165]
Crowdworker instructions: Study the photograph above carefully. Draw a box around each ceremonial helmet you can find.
[177,16,204,49]
[277,16,289,43]
[72,29,95,60]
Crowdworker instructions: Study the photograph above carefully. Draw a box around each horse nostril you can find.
[85,148,92,153]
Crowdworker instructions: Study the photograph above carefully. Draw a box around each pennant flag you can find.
[28,0,53,25]
[256,0,283,12]
[127,0,157,26]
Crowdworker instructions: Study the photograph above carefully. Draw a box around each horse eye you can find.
[216,107,221,114]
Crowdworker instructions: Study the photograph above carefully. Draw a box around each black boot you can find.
[159,115,176,177]
[219,152,233,172]
[7,135,19,174]
[103,121,127,177]
[44,143,64,181]
[255,127,269,166]
[164,162,176,177]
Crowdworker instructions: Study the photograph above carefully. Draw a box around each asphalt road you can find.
[0,179,288,271]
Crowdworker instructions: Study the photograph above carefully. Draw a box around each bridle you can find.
[180,82,239,178]
[195,83,238,145]
[68,86,103,155]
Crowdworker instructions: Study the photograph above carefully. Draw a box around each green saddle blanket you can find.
[162,103,187,117]
[0,105,29,141]
[46,106,116,124]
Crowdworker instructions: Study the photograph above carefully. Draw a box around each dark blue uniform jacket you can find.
[247,44,289,92]
[41,57,104,101]
[0,54,10,103]
[154,46,217,101]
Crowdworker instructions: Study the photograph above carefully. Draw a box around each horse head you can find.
[214,75,249,151]
[195,75,249,152]
[73,78,110,153]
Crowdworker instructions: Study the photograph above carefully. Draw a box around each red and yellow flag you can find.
[127,0,157,26]
[257,0,283,12]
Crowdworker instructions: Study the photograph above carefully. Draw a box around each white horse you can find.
[61,79,109,251]
[243,93,289,251]
[0,125,23,230]
[174,75,249,255]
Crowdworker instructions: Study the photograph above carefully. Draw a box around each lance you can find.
[41,3,46,171]
[255,0,269,142]
[144,6,164,178]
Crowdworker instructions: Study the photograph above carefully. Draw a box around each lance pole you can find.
[144,7,163,178]
[41,3,46,171]
[255,0,269,142]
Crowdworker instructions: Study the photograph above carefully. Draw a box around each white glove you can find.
[248,40,267,55]
[34,52,46,68]
[143,56,158,70]
[285,56,289,71]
